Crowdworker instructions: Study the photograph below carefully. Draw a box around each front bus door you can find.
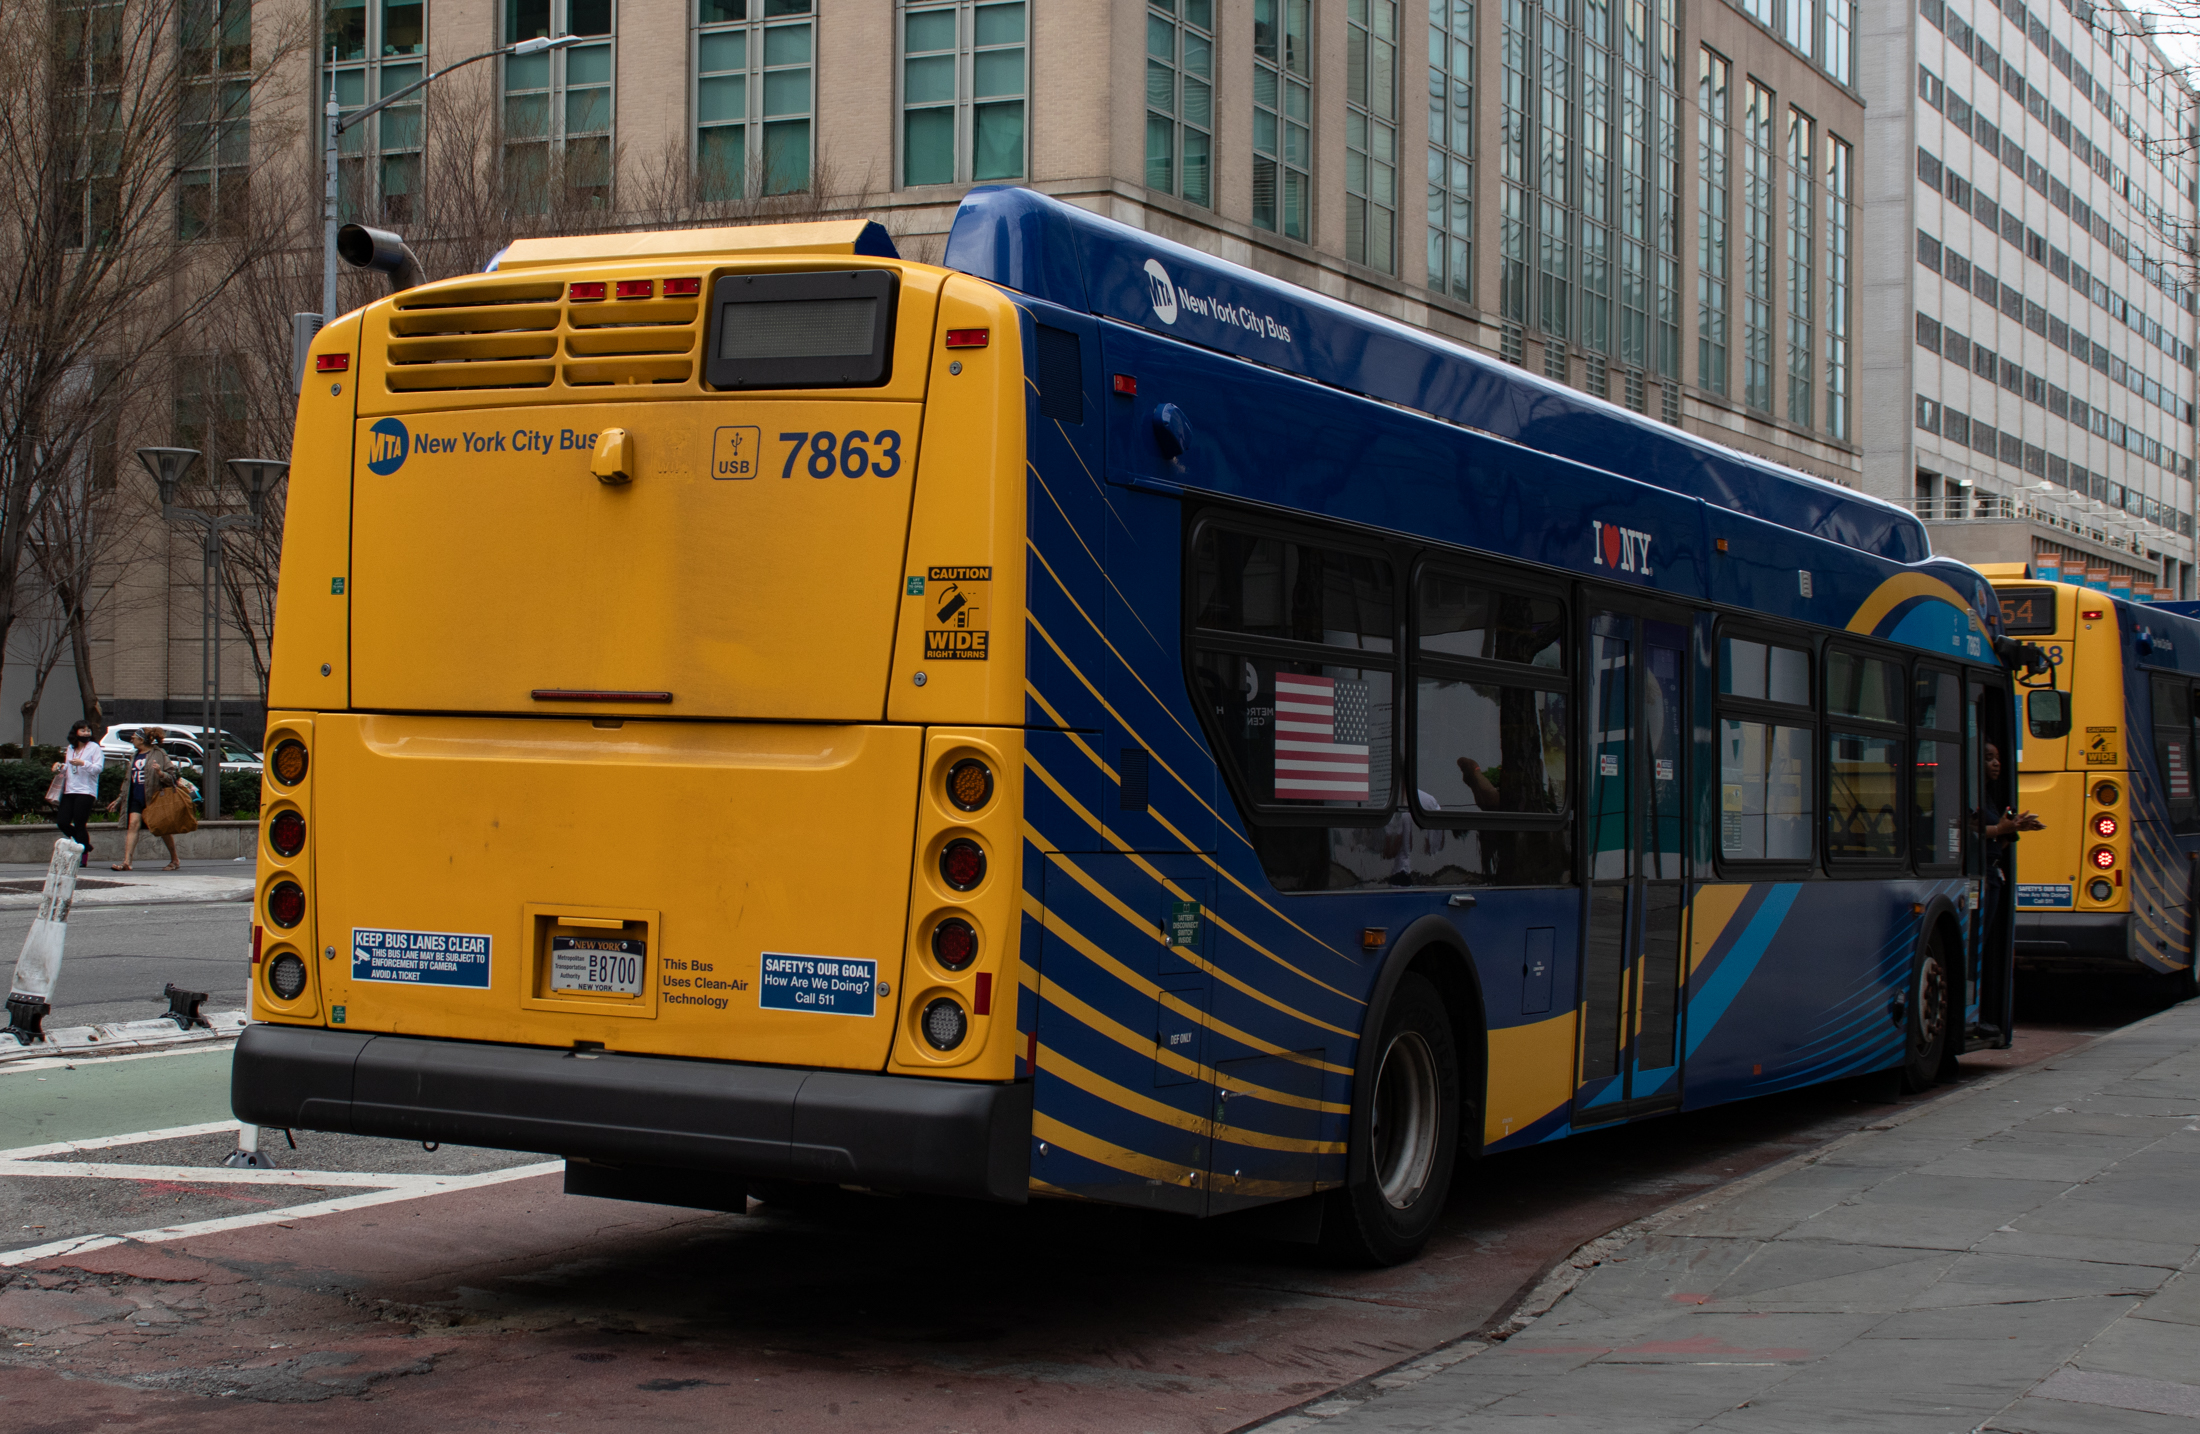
[1576,606,1691,1123]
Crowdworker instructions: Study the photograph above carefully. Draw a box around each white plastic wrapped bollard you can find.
[5,838,83,1042]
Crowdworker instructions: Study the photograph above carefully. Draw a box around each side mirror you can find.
[2026,688,2072,740]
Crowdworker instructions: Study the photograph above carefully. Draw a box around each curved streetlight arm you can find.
[334,35,582,133]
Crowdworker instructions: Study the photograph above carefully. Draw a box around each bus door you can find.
[1575,606,1690,1122]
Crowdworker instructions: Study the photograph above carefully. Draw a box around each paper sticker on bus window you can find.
[924,565,991,661]
[353,927,491,988]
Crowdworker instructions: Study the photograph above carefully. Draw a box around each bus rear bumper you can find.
[2015,912,2135,969]
[231,1024,1032,1203]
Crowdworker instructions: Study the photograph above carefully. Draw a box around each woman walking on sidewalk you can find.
[104,728,179,871]
[49,721,103,866]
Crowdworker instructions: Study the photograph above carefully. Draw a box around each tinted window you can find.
[1191,650,1394,813]
[1721,637,1810,705]
[1915,669,1960,730]
[1828,733,1902,860]
[1191,529,1394,651]
[1827,651,1903,723]
[1415,680,1569,814]
[1417,575,1564,667]
[1719,720,1814,860]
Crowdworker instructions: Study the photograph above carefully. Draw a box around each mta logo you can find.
[366,417,409,476]
[1591,519,1654,575]
[1143,258,1178,325]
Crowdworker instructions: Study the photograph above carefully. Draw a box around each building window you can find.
[1345,0,1397,272]
[1427,0,1473,301]
[324,0,427,226]
[1653,0,1680,381]
[1499,0,1529,321]
[1253,0,1310,240]
[1822,0,1852,85]
[902,1,1025,187]
[174,356,246,468]
[1741,79,1773,413]
[1696,48,1729,396]
[697,0,813,201]
[1785,107,1813,427]
[1147,0,1213,206]
[179,0,252,239]
[1825,132,1851,440]
[504,0,614,212]
[1536,0,1572,342]
[57,0,123,250]
[1782,0,1811,60]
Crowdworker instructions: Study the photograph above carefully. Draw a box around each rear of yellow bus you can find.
[234,222,1036,1206]
[1987,573,2138,970]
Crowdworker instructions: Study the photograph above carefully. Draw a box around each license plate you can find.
[550,935,645,996]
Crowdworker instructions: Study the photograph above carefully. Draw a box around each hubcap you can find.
[1370,1030,1440,1210]
[1915,953,1946,1051]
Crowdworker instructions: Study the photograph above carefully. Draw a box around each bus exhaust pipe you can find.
[336,223,426,293]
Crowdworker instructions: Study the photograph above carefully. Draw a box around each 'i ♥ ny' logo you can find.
[1592,520,1654,575]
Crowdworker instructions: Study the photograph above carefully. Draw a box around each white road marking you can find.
[0,1159,564,1267]
[0,1045,236,1078]
[0,1120,244,1158]
[0,1160,432,1187]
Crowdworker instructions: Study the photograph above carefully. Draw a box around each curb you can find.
[0,880,253,912]
[0,1011,247,1064]
[1232,1026,2136,1434]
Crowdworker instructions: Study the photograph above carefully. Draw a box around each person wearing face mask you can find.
[49,720,104,866]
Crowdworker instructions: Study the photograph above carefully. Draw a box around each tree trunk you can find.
[54,576,102,738]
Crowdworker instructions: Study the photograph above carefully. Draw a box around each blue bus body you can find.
[949,188,2016,1213]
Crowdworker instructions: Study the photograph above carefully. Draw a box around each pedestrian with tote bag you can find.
[49,721,103,867]
[105,729,181,871]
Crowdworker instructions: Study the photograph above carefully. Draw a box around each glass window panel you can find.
[1720,719,1813,859]
[503,92,549,138]
[1417,574,1563,667]
[904,52,956,104]
[567,43,612,85]
[1187,0,1211,23]
[764,0,810,14]
[698,74,744,123]
[700,0,746,21]
[762,117,809,192]
[906,8,957,52]
[569,0,612,35]
[379,62,423,96]
[975,2,1025,44]
[1193,650,1395,811]
[762,66,809,116]
[335,69,368,105]
[505,51,550,89]
[1415,680,1569,814]
[1826,651,1901,723]
[1183,128,1211,204]
[1915,669,1960,731]
[1147,113,1175,189]
[1719,636,1764,698]
[699,30,745,72]
[1149,13,1174,58]
[1914,737,1960,863]
[326,0,368,60]
[382,0,424,54]
[1185,32,1212,79]
[1185,76,1211,127]
[904,105,955,184]
[565,85,609,133]
[976,47,1024,98]
[508,0,551,41]
[697,123,745,197]
[1192,529,1395,650]
[763,22,811,64]
[972,100,1024,179]
[379,103,422,149]
[1645,640,1685,880]
[1148,58,1175,112]
[1768,646,1809,704]
[1828,732,1900,859]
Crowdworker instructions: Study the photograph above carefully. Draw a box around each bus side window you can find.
[1825,648,1904,864]
[1715,633,1815,863]
[1913,667,1962,870]
[2151,676,2197,833]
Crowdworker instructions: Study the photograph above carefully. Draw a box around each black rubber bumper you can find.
[2015,912,2131,965]
[231,1024,1032,1203]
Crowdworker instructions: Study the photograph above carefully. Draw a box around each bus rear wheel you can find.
[1324,973,1460,1266]
[1900,939,1953,1093]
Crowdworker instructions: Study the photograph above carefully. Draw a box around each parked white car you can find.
[98,724,263,776]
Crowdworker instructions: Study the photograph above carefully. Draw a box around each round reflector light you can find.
[268,809,306,858]
[2089,879,2115,902]
[2090,845,2117,870]
[2092,813,2119,839]
[921,997,968,1050]
[2093,780,2121,807]
[940,838,986,891]
[271,739,308,786]
[947,758,995,812]
[268,952,308,1001]
[267,880,306,929]
[932,917,978,970]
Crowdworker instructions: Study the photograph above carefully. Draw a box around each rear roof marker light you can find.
[663,277,702,297]
[315,353,349,373]
[615,279,654,300]
[569,281,607,301]
[1112,373,1138,395]
[945,328,989,348]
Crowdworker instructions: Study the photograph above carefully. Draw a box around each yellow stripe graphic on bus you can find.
[1039,1047,1345,1155]
[1686,884,1755,978]
[1033,1111,1195,1185]
[1845,572,1981,638]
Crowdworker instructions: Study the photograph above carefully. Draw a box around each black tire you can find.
[1900,938,1953,1093]
[1323,972,1460,1266]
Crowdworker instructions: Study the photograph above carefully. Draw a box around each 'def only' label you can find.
[924,565,991,661]
[353,927,491,988]
[759,953,877,1016]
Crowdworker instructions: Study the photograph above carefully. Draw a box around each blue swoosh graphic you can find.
[1685,883,1802,1059]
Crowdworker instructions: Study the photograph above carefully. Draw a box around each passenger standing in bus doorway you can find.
[104,729,180,872]
[50,720,103,866]
[1978,742,2044,842]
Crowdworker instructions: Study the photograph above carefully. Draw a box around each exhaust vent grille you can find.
[381,277,701,393]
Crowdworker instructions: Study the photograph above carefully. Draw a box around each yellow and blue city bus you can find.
[1986,567,2200,998]
[237,189,2024,1263]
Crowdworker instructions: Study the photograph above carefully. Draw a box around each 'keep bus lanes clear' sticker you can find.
[353,927,492,988]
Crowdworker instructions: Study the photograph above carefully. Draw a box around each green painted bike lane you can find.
[0,1048,234,1150]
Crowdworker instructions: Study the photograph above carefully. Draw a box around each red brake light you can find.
[315,353,350,373]
[663,277,702,297]
[615,279,654,300]
[267,880,306,929]
[932,918,977,970]
[2083,609,2104,620]
[569,281,607,301]
[2091,845,2117,869]
[2093,813,2119,839]
[945,328,990,348]
[268,809,306,858]
[940,838,986,892]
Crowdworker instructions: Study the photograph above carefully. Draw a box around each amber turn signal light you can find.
[946,758,994,812]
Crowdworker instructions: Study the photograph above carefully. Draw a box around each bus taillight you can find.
[2089,879,2115,902]
[267,880,306,929]
[269,810,306,858]
[940,838,986,891]
[946,758,994,812]
[2092,813,2119,838]
[932,917,977,970]
[2093,780,2121,806]
[2090,845,2117,870]
[921,998,968,1050]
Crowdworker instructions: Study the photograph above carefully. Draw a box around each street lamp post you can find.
[134,449,288,821]
[321,34,582,322]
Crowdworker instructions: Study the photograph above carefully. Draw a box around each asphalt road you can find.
[0,896,250,1028]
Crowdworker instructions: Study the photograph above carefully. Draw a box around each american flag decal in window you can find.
[1274,673,1371,800]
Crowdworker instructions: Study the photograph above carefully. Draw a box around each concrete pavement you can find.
[1269,997,2200,1434]
[0,856,253,912]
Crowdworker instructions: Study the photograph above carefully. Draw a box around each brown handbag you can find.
[144,786,198,836]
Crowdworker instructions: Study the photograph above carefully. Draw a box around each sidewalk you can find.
[1278,999,2200,1434]
[0,856,251,910]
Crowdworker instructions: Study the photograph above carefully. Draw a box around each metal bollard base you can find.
[4,994,48,1045]
[221,1124,277,1169]
[162,983,211,1031]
